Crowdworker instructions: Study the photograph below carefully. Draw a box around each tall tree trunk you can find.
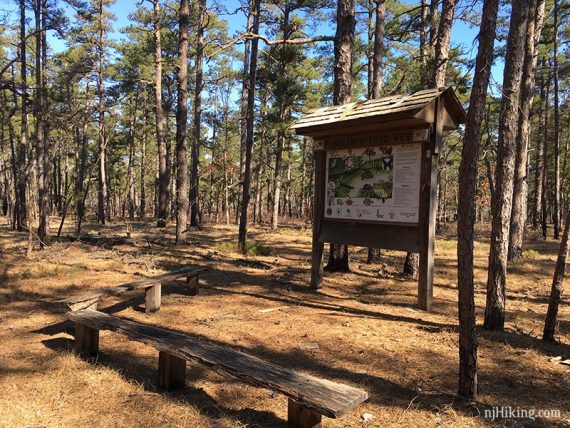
[430,0,457,87]
[238,0,254,223]
[154,0,169,228]
[457,0,499,399]
[371,0,385,99]
[175,0,189,245]
[16,0,28,232]
[533,71,546,230]
[406,0,457,275]
[126,99,137,219]
[326,0,355,273]
[508,0,545,260]
[552,0,560,240]
[35,0,49,246]
[484,0,530,331]
[367,0,385,261]
[190,0,205,228]
[541,71,550,240]
[543,208,570,341]
[237,0,261,252]
[96,0,108,224]
[139,114,147,219]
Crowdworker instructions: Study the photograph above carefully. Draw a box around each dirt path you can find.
[0,219,568,427]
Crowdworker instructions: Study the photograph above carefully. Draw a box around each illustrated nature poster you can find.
[325,143,421,223]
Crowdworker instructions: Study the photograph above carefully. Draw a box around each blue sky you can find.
[2,0,504,91]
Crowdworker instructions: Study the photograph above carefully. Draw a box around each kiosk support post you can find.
[311,151,326,289]
[418,98,443,311]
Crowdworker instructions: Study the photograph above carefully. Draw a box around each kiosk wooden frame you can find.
[292,87,466,311]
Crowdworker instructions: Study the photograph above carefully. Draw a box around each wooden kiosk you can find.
[292,87,466,311]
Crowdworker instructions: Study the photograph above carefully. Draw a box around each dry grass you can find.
[0,217,568,427]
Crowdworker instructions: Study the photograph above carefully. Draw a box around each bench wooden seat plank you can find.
[58,265,208,311]
[68,309,368,420]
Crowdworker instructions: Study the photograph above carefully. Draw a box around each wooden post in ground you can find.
[310,150,326,289]
[418,98,442,311]
[145,284,161,313]
[288,399,322,428]
[187,275,199,295]
[158,351,186,390]
[74,323,99,357]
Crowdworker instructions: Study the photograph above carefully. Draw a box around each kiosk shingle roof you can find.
[292,87,466,136]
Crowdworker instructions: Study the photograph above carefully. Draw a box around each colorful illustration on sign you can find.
[325,143,421,223]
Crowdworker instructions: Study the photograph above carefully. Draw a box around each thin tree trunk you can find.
[96,0,108,224]
[508,0,545,260]
[484,0,530,331]
[533,71,546,229]
[140,113,147,218]
[238,0,254,223]
[430,0,457,87]
[16,0,28,232]
[552,0,560,239]
[175,0,189,245]
[326,0,355,273]
[541,71,550,240]
[154,0,169,228]
[457,0,499,399]
[371,0,385,98]
[543,208,570,341]
[190,0,205,228]
[237,0,261,252]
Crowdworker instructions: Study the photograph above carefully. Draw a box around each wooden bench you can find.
[58,266,208,313]
[68,309,368,428]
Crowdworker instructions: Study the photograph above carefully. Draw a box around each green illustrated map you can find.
[327,147,393,200]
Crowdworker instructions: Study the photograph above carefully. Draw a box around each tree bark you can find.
[190,0,205,228]
[552,0,560,240]
[140,112,147,219]
[326,0,355,272]
[543,208,570,341]
[484,0,530,331]
[154,0,169,228]
[430,0,457,87]
[96,0,108,224]
[457,0,499,399]
[508,0,545,260]
[16,0,28,232]
[532,71,546,230]
[175,0,190,245]
[237,0,261,252]
[541,71,550,240]
[371,0,385,99]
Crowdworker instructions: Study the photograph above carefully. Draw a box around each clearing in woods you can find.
[0,218,568,427]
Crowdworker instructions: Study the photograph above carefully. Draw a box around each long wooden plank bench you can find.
[68,309,368,428]
[58,265,208,313]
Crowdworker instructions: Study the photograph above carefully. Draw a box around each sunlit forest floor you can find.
[0,216,568,427]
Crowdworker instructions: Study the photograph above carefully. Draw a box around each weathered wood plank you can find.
[145,284,161,313]
[158,351,186,390]
[58,265,208,308]
[288,399,322,428]
[74,323,99,357]
[67,310,368,419]
[187,275,199,296]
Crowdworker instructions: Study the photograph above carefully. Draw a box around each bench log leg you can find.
[288,399,322,428]
[74,323,99,358]
[187,275,199,296]
[158,351,186,390]
[145,284,161,313]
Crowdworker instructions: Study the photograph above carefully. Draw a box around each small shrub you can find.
[521,249,540,260]
[243,241,275,257]
[215,240,275,257]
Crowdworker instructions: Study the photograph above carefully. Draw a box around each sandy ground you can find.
[0,216,568,428]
